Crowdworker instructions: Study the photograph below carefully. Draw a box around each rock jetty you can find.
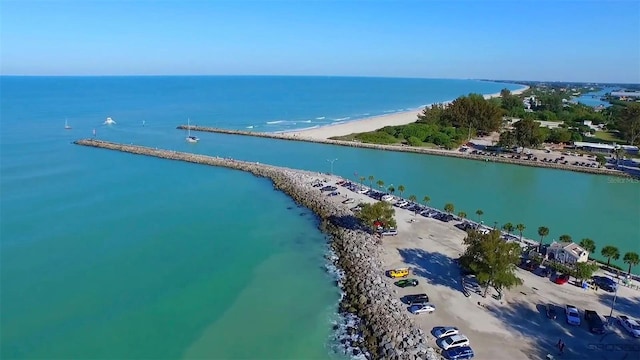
[176,125,633,179]
[74,139,438,360]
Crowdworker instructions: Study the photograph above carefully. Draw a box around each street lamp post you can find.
[608,282,619,321]
[326,158,338,174]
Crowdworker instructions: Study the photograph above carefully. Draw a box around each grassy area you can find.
[593,131,625,144]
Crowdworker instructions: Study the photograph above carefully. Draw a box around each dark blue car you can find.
[444,345,474,360]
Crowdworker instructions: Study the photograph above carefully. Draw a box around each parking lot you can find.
[326,179,640,360]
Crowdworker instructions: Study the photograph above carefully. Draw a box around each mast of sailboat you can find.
[188,118,191,137]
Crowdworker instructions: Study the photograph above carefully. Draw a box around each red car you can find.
[554,274,569,285]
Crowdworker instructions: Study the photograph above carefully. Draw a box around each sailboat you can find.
[186,118,199,143]
[64,118,72,130]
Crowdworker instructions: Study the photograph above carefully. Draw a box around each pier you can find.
[176,125,633,178]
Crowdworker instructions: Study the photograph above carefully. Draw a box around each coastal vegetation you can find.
[332,82,640,154]
[623,252,640,275]
[331,93,504,149]
[356,201,397,230]
[459,230,523,296]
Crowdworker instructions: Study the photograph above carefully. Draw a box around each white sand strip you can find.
[289,85,529,140]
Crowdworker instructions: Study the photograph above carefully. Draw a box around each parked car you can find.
[433,326,460,339]
[593,276,617,292]
[394,278,419,288]
[565,305,581,326]
[618,315,640,338]
[443,345,475,360]
[404,293,429,305]
[409,303,436,314]
[388,268,410,278]
[584,310,606,334]
[379,229,398,236]
[438,334,470,351]
[554,274,570,285]
[546,304,557,319]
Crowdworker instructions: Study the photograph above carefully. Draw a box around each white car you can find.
[565,305,581,326]
[381,194,394,202]
[433,326,459,339]
[438,334,470,350]
[409,303,436,314]
[618,315,640,338]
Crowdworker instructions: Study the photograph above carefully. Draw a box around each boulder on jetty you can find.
[73,139,435,359]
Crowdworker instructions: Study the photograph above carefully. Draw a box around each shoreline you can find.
[281,85,530,139]
[73,139,438,360]
[73,139,640,360]
[176,126,634,179]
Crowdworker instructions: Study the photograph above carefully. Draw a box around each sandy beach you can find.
[322,178,640,360]
[289,86,530,139]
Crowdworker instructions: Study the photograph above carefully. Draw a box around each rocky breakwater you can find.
[176,125,633,179]
[74,139,438,360]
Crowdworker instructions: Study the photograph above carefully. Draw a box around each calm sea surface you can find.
[1,76,637,359]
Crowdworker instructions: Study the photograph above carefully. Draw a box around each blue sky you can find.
[1,0,638,83]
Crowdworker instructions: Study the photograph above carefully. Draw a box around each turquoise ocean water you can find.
[1,76,638,359]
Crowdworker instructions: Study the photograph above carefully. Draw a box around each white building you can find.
[573,141,639,155]
[547,242,589,264]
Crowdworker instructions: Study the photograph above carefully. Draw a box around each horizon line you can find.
[0,74,637,85]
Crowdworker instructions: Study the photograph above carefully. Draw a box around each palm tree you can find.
[458,211,467,219]
[444,203,454,214]
[601,246,620,267]
[397,185,405,197]
[368,175,374,188]
[359,176,365,188]
[376,179,384,190]
[408,195,418,215]
[516,223,526,242]
[559,234,572,243]
[387,185,395,195]
[578,238,596,254]
[423,196,431,206]
[502,222,514,235]
[475,209,483,222]
[537,226,549,250]
[623,252,640,275]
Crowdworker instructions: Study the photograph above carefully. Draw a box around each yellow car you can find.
[388,268,410,278]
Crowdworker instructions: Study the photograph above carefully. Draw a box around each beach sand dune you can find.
[290,86,529,140]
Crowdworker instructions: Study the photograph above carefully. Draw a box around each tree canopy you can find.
[459,230,523,295]
[574,262,599,281]
[579,238,596,254]
[418,93,504,135]
[500,88,525,116]
[616,103,640,145]
[357,201,397,230]
[513,118,545,149]
[600,246,620,266]
[623,252,640,275]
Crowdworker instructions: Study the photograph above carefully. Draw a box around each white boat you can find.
[64,118,72,130]
[186,118,199,143]
[104,117,116,125]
